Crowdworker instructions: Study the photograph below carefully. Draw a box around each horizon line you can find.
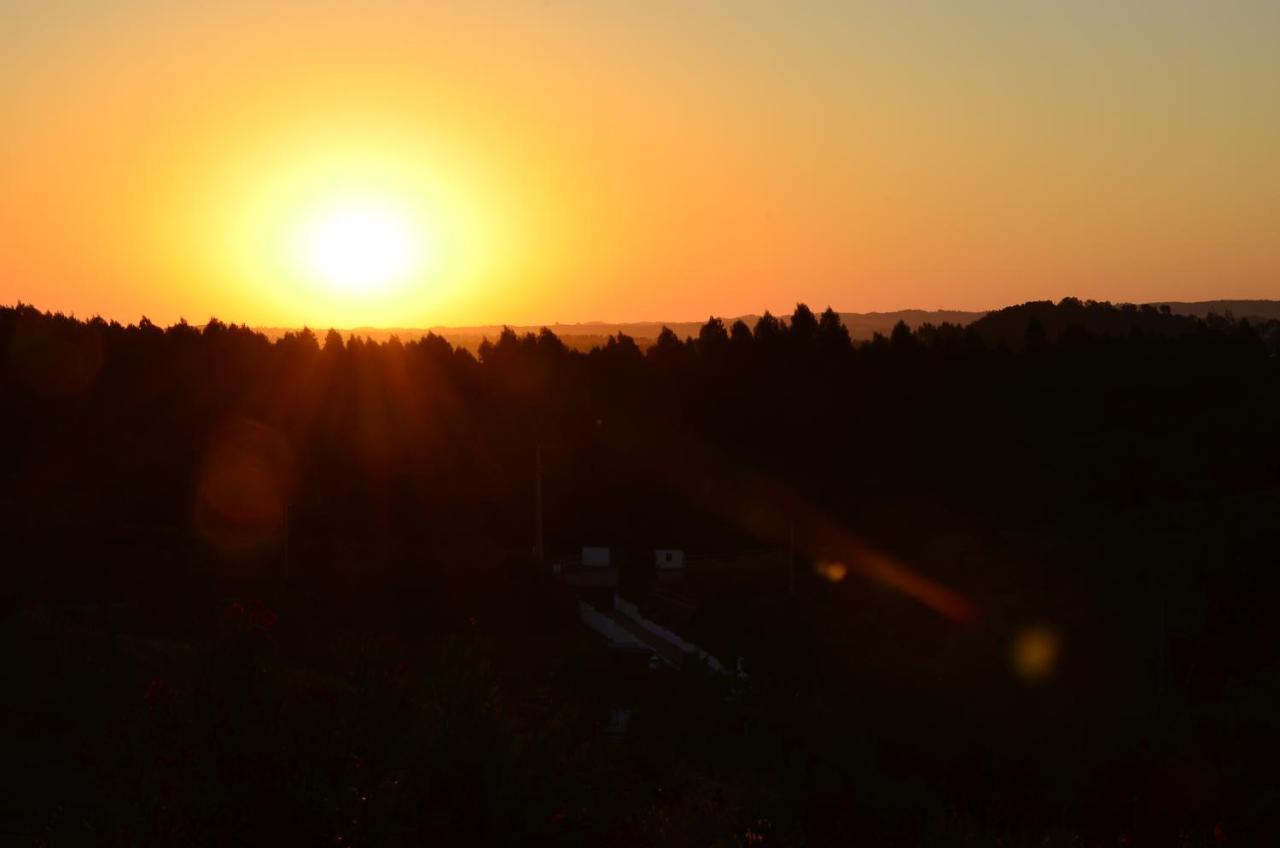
[5,296,1278,335]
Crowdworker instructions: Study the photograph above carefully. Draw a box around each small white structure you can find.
[654,549,684,570]
[577,601,647,650]
[614,594,726,674]
[582,546,611,568]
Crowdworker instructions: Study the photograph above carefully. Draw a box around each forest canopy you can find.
[4,298,1280,843]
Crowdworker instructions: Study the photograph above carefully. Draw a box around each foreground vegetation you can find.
[2,299,1279,845]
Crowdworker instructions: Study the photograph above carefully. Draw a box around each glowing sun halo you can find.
[292,198,425,294]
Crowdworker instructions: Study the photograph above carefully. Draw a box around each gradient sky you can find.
[2,1,1277,327]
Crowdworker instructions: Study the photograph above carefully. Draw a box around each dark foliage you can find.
[2,298,1279,845]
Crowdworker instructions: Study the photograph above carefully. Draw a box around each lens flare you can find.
[1011,625,1060,683]
[195,417,296,554]
[814,561,848,583]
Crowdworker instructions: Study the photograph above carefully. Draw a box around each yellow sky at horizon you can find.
[2,1,1277,328]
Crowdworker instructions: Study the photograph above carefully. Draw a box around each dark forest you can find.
[3,298,1279,846]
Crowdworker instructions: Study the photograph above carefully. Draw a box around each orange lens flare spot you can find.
[195,417,296,554]
[814,561,848,583]
[1011,625,1060,683]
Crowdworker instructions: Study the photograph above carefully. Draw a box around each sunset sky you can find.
[3,1,1277,328]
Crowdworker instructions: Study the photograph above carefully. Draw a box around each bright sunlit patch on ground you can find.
[1011,625,1060,683]
[291,197,426,295]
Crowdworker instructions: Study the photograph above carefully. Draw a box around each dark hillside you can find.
[3,298,1279,844]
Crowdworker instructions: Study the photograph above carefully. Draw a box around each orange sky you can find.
[2,1,1277,328]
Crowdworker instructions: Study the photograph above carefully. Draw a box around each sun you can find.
[291,196,426,295]
[215,137,500,326]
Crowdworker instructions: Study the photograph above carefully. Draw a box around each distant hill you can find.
[253,300,1277,352]
[833,309,987,341]
[1151,300,1280,323]
[254,309,989,351]
[967,298,1280,349]
[414,310,989,352]
[968,300,1192,348]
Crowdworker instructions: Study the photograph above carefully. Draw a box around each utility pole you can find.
[787,519,795,595]
[534,444,544,565]
[282,503,290,588]
[1150,560,1168,699]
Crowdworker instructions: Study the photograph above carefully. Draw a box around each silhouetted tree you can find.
[1024,316,1047,351]
[790,303,818,346]
[816,307,851,353]
[753,311,785,346]
[889,319,915,350]
[603,331,641,360]
[697,316,729,356]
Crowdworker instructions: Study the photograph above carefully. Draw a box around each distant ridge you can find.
[414,310,989,351]
[251,300,1279,352]
[1150,300,1280,323]
[253,309,988,351]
